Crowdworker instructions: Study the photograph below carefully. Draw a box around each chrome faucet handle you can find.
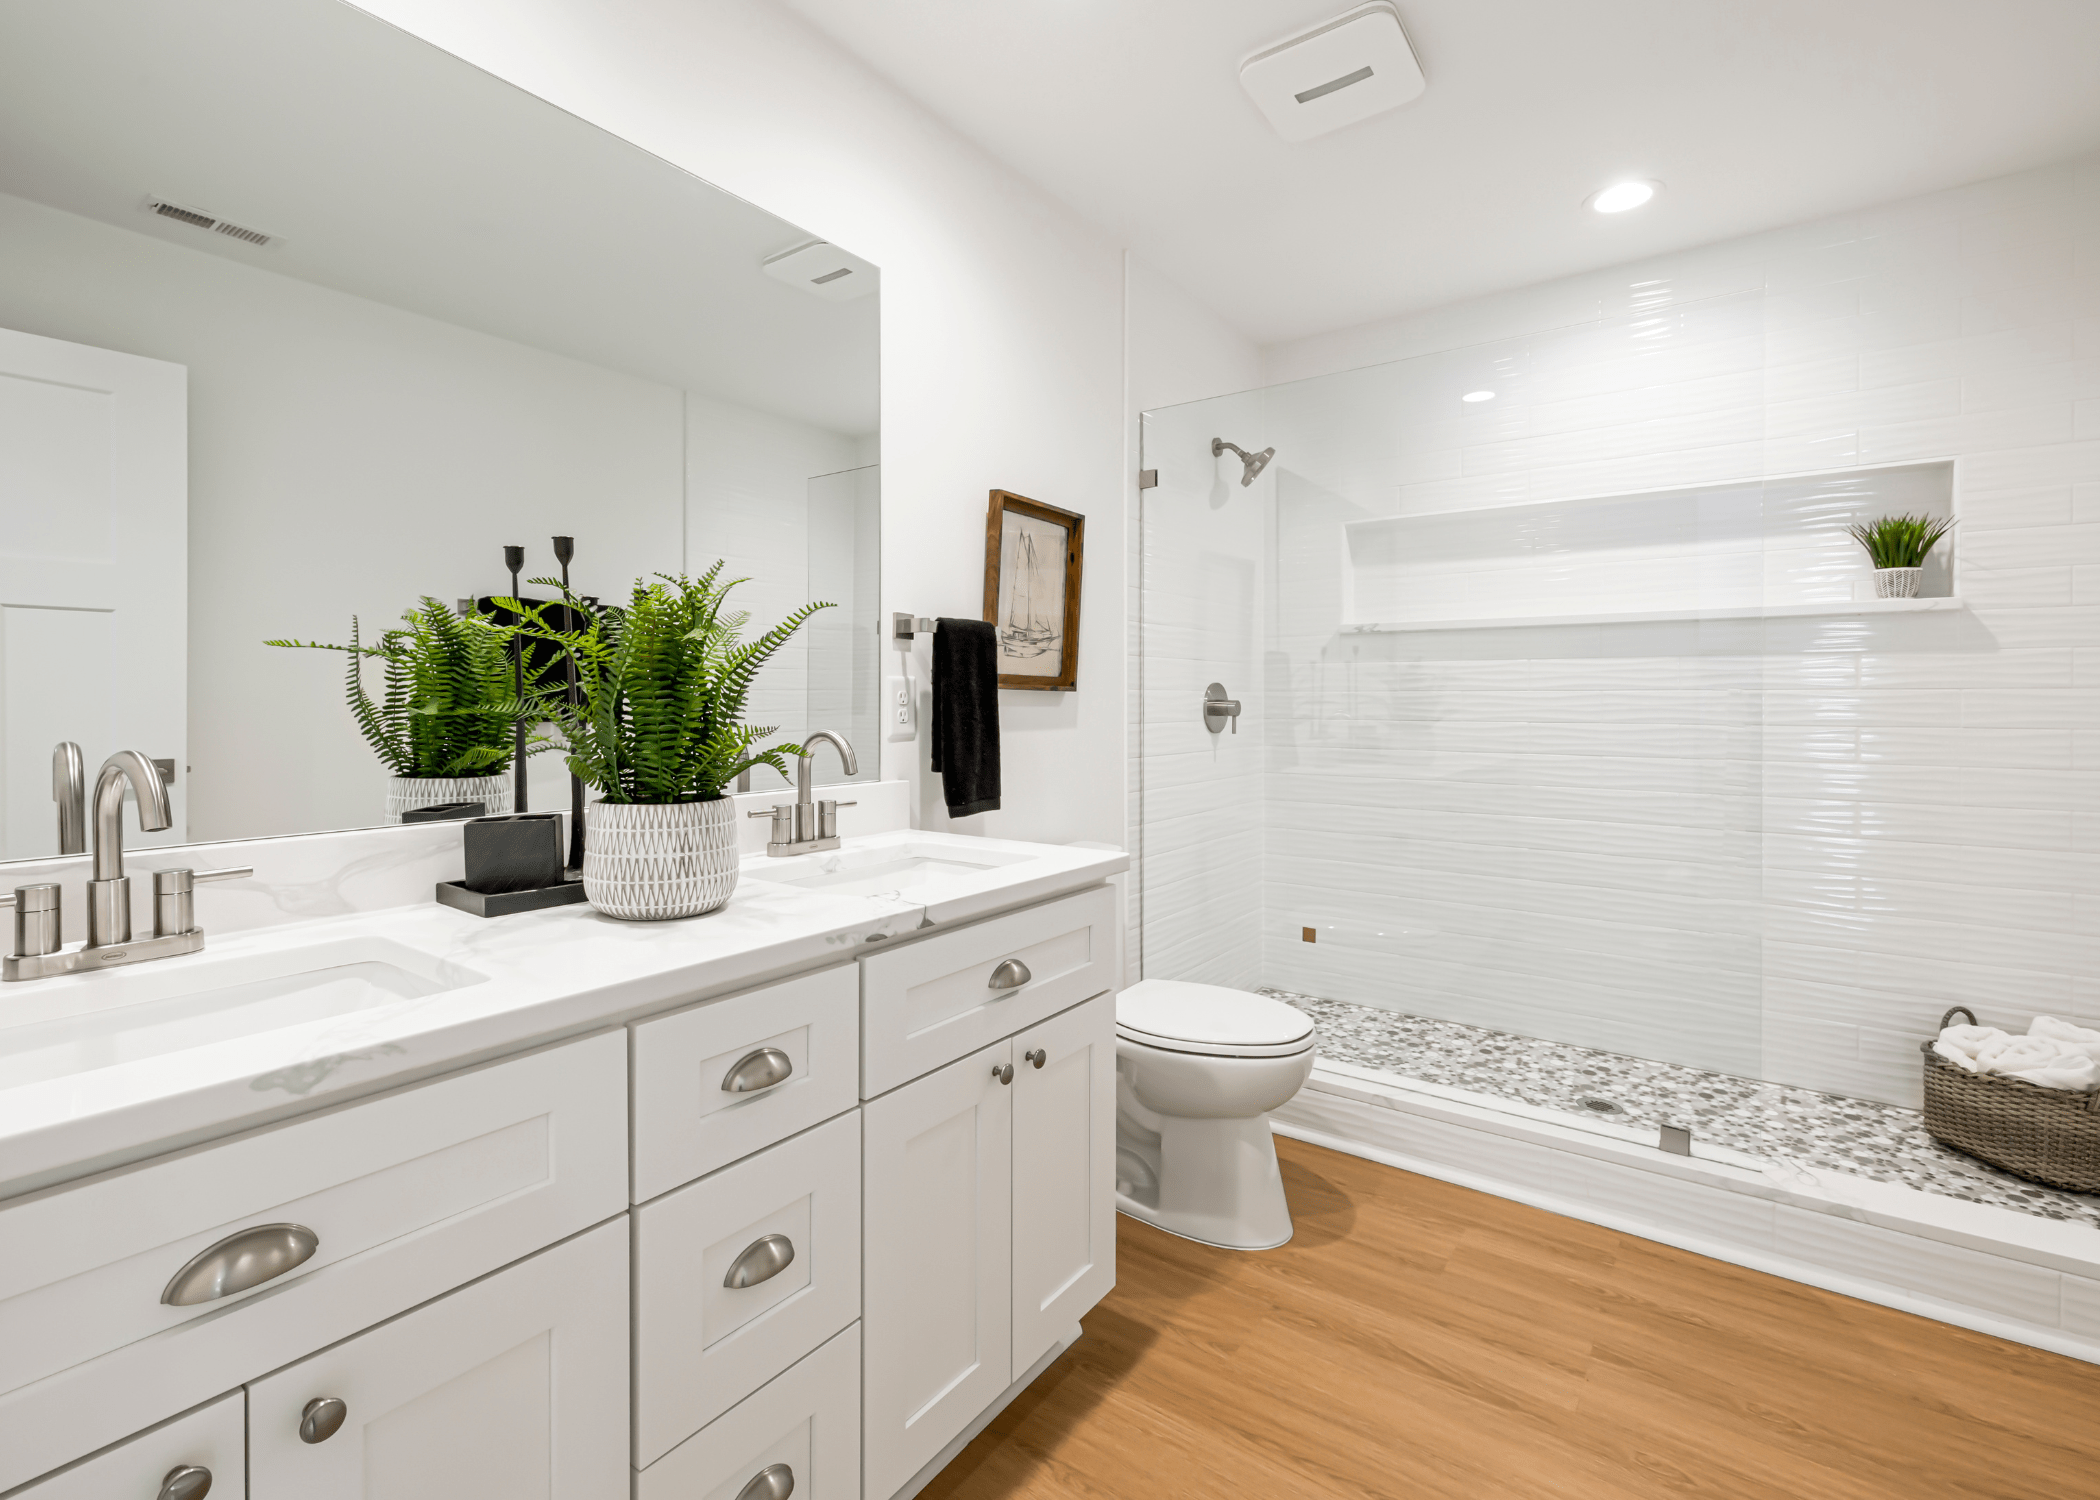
[0,885,62,958]
[153,867,254,939]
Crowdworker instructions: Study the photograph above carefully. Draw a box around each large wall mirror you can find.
[0,0,880,861]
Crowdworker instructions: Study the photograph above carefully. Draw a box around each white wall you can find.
[0,188,685,841]
[358,0,1137,848]
[1239,153,2100,1108]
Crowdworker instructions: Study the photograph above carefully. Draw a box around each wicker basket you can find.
[1920,1006,2100,1193]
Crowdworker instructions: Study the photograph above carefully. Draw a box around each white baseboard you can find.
[1276,1068,2100,1367]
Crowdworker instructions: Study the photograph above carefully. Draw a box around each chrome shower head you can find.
[1212,438,1275,487]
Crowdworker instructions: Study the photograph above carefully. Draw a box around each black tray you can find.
[434,879,589,917]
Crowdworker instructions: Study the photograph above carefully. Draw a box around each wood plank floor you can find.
[920,1136,2100,1500]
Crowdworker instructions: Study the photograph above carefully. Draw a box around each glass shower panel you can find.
[1139,292,1771,1079]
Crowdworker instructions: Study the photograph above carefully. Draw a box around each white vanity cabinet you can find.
[860,975,1117,1500]
[247,1216,629,1500]
[1,865,1121,1500]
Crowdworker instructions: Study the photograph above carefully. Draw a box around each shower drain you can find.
[1576,1096,1629,1119]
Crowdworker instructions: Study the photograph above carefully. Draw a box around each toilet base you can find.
[1113,1112,1295,1251]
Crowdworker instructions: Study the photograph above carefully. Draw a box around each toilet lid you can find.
[1116,980,1316,1059]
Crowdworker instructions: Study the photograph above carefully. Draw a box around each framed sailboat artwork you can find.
[982,489,1084,690]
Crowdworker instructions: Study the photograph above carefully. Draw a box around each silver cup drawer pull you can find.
[299,1395,347,1445]
[161,1222,319,1307]
[722,1046,794,1094]
[736,1462,795,1500]
[723,1232,796,1289]
[157,1465,213,1500]
[987,958,1031,990]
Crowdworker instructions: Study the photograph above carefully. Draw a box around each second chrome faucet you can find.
[747,730,858,856]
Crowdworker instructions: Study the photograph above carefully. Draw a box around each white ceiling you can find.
[0,0,879,435]
[782,0,2100,347]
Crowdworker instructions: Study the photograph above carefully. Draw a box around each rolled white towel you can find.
[2003,1056,2100,1091]
[1976,1033,2099,1092]
[1934,1023,2008,1068]
[2029,1015,2100,1066]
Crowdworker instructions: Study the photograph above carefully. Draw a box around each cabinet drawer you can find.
[0,1031,626,1494]
[632,963,858,1202]
[859,884,1115,1097]
[638,1323,859,1500]
[12,1390,243,1500]
[634,1109,861,1468]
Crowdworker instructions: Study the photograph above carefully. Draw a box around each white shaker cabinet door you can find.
[860,1039,1013,1500]
[247,1217,628,1500]
[11,1390,243,1500]
[1010,991,1116,1374]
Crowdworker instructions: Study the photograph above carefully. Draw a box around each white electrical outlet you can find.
[885,675,916,741]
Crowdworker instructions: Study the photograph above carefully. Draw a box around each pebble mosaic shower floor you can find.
[1265,988,2100,1232]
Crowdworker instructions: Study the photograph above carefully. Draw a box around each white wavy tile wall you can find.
[1139,153,2100,1109]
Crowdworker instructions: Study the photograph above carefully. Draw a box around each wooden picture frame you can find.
[982,490,1083,691]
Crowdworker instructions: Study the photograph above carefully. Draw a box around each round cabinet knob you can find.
[736,1462,795,1500]
[1025,1048,1047,1069]
[299,1396,348,1445]
[993,1062,1014,1085]
[157,1465,213,1500]
[987,958,1031,991]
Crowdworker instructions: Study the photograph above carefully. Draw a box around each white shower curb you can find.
[1274,1062,2100,1367]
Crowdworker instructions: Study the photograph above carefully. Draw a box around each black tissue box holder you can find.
[435,813,587,917]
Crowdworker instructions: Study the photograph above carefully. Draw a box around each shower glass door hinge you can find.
[1138,469,1157,490]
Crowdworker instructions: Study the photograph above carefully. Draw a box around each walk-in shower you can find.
[1132,288,2014,1207]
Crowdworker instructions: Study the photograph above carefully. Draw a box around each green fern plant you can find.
[1849,513,1954,569]
[500,566,831,803]
[267,598,545,777]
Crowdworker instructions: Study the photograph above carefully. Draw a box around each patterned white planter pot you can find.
[583,798,739,920]
[384,774,513,825]
[1874,567,1923,598]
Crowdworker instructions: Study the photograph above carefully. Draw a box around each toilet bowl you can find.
[1114,979,1316,1250]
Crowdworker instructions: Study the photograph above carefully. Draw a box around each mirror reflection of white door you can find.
[0,327,186,859]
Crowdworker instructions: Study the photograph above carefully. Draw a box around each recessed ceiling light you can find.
[1590,180,1657,214]
[1462,390,1495,403]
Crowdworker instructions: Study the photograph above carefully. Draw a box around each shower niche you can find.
[1340,459,1959,632]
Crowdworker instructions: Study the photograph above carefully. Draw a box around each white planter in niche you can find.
[385,773,513,824]
[582,798,739,920]
[1873,567,1924,598]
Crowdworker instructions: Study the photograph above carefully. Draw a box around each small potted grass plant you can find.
[268,598,543,823]
[1849,512,1954,598]
[503,566,828,920]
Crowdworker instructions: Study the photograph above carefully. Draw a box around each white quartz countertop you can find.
[0,830,1126,1199]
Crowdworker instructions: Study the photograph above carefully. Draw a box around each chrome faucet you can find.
[52,741,85,855]
[2,750,251,981]
[748,730,859,856]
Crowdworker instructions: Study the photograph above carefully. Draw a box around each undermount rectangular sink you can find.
[0,937,487,1091]
[743,841,1033,901]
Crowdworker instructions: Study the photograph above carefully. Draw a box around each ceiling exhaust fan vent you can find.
[1240,3,1427,144]
[149,199,275,247]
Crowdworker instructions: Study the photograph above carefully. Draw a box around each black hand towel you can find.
[931,617,1001,817]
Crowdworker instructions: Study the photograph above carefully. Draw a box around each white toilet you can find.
[1113,979,1317,1250]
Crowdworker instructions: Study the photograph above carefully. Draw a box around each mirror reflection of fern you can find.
[267,597,543,777]
[1849,513,1954,569]
[501,565,829,804]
